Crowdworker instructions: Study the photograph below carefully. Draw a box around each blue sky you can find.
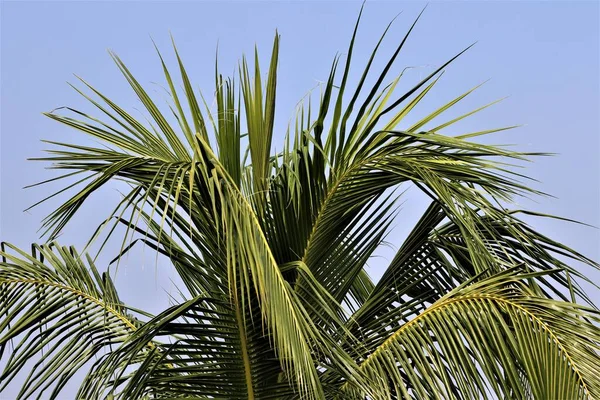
[1,1,599,397]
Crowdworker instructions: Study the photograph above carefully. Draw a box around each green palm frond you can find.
[341,269,600,400]
[241,33,279,196]
[0,242,147,399]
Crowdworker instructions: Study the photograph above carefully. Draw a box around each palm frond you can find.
[342,269,600,399]
[0,242,145,399]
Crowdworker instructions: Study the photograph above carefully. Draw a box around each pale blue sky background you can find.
[1,1,599,398]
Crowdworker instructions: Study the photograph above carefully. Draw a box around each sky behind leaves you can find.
[1,1,599,397]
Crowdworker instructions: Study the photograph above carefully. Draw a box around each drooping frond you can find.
[0,242,145,399]
[342,269,600,400]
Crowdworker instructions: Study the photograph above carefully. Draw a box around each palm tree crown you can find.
[1,6,599,400]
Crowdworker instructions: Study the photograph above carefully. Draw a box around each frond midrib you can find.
[233,293,256,399]
[299,156,375,265]
[1,277,138,334]
[352,293,591,398]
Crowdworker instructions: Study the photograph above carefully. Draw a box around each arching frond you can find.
[342,270,600,400]
[0,242,145,399]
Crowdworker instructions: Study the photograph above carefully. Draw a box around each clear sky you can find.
[1,1,599,397]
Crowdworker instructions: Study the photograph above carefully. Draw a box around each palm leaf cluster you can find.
[1,7,599,399]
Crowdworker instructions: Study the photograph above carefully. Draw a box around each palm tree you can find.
[1,7,599,400]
